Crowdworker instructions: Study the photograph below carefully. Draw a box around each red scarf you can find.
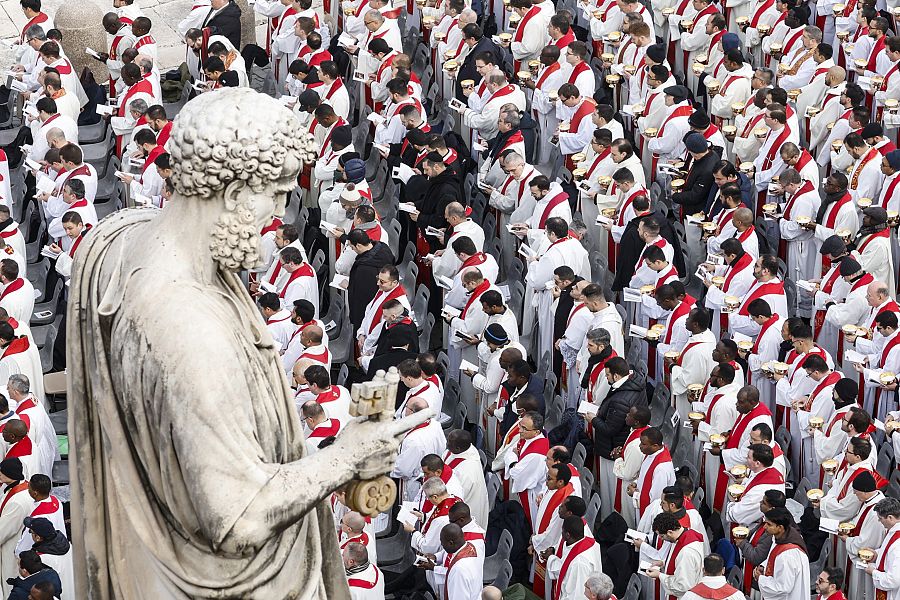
[538,192,569,228]
[367,285,406,333]
[764,542,805,576]
[278,263,314,298]
[638,448,672,513]
[657,104,694,140]
[460,280,491,318]
[737,280,785,316]
[0,279,24,302]
[553,537,597,600]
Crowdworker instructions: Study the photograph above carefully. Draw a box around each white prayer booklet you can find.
[373,142,390,155]
[695,265,710,281]
[9,79,27,93]
[707,253,725,265]
[473,141,487,152]
[279,95,296,107]
[629,324,649,338]
[23,104,38,118]
[40,245,60,259]
[337,32,357,48]
[392,163,415,183]
[397,505,419,527]
[422,253,436,262]
[113,170,129,180]
[441,305,461,318]
[596,214,613,226]
[449,98,466,113]
[819,518,839,534]
[874,418,886,431]
[857,76,872,91]
[622,288,642,303]
[320,220,341,236]
[191,81,208,92]
[797,280,818,292]
[366,112,386,125]
[620,103,637,117]
[258,281,276,294]
[497,284,510,301]
[134,194,152,206]
[577,400,598,416]
[436,276,454,291]
[85,47,103,59]
[425,226,444,238]
[844,349,866,365]
[352,70,367,83]
[459,359,479,373]
[625,529,647,542]
[128,158,143,169]
[23,158,40,172]
[398,202,418,213]
[330,274,350,289]
[95,104,115,116]
[35,175,55,195]
[517,244,536,259]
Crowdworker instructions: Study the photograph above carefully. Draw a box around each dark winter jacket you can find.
[591,373,648,459]
[348,241,395,330]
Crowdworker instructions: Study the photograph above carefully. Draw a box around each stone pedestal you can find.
[55,2,109,84]
[235,0,257,51]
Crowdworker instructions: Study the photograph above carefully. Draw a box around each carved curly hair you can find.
[168,88,315,199]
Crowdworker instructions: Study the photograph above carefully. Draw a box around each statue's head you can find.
[168,89,315,271]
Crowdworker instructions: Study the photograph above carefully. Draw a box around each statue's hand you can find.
[332,409,435,480]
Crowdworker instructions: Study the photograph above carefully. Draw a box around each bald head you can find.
[733,207,753,227]
[342,511,366,533]
[482,587,503,600]
[440,523,466,553]
[293,358,315,382]
[302,325,324,345]
[408,397,429,412]
[827,65,846,84]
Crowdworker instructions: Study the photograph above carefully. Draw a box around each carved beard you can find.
[209,195,261,272]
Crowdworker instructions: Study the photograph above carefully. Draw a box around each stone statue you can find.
[54,2,109,83]
[66,88,429,599]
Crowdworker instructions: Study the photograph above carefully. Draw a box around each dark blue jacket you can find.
[7,568,62,600]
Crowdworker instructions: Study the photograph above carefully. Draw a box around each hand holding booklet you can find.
[85,47,103,59]
[330,274,350,289]
[629,324,649,338]
[459,359,479,373]
[577,401,598,416]
[366,112,386,125]
[441,305,461,318]
[392,163,415,183]
[844,349,866,365]
[398,202,418,213]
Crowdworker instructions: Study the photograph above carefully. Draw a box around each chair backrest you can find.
[436,351,450,381]
[508,280,525,323]
[419,313,435,352]
[485,472,501,509]
[581,469,595,497]
[337,364,349,386]
[877,443,895,475]
[585,493,601,530]
[572,443,587,471]
[491,560,512,590]
[494,529,513,560]
[775,426,791,454]
[386,218,402,259]
[452,401,468,429]
[622,573,643,600]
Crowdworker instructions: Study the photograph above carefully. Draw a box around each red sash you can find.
[866,35,886,72]
[804,371,842,411]
[664,529,704,600]
[738,281,784,316]
[553,537,597,600]
[750,0,775,27]
[538,192,569,228]
[566,61,591,86]
[0,278,24,302]
[30,496,60,518]
[638,448,672,513]
[20,13,49,44]
[657,105,694,141]
[443,542,478,599]
[422,463,455,513]
[858,229,891,254]
[347,566,380,589]
[0,482,28,514]
[308,418,341,438]
[278,263,314,298]
[850,148,880,190]
[743,466,784,494]
[460,280,491,318]
[422,495,460,534]
[6,437,32,459]
[663,299,694,344]
[536,483,574,533]
[875,529,900,599]
[367,285,406,333]
[761,126,792,171]
[763,543,804,576]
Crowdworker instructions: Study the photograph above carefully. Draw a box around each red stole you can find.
[422,496,461,534]
[422,464,455,513]
[0,482,28,514]
[749,0,774,27]
[0,278,24,302]
[858,229,891,254]
[866,35,886,72]
[566,61,591,86]
[553,537,597,600]
[308,418,340,438]
[278,263,314,298]
[663,299,694,344]
[782,180,815,220]
[5,436,32,459]
[656,105,694,141]
[536,483,574,533]
[20,13,49,44]
[443,543,478,599]
[804,371,842,411]
[737,281,785,316]
[638,448,672,513]
[763,543,804,576]
[348,565,380,589]
[538,193,569,228]
[554,30,575,48]
[664,529,704,600]
[850,148,880,190]
[460,280,491,318]
[744,466,785,495]
[367,285,406,333]
[761,126,791,170]
[614,425,646,512]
